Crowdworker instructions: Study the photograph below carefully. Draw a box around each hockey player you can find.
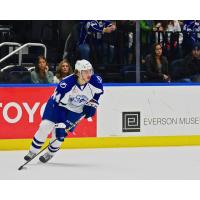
[24,59,103,163]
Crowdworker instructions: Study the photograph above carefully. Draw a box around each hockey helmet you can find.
[75,59,93,72]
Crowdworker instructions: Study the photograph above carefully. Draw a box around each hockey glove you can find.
[83,100,98,119]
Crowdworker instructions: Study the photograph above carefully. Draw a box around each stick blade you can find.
[18,166,23,171]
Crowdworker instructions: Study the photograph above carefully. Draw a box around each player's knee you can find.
[38,120,54,134]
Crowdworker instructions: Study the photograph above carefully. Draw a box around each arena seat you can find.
[1,65,29,83]
[9,71,31,83]
[170,58,184,80]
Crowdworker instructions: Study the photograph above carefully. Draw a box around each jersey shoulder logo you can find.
[60,82,67,88]
[96,76,102,83]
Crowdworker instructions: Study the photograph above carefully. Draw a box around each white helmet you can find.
[75,59,93,72]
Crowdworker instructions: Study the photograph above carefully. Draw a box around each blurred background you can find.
[0,20,200,84]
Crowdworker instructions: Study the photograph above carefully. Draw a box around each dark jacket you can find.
[183,54,200,78]
[145,54,169,82]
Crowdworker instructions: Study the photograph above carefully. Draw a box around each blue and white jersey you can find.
[51,74,103,113]
[79,20,112,45]
[183,20,200,43]
[183,20,200,32]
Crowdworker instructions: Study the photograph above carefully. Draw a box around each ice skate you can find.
[24,151,36,161]
[39,152,53,163]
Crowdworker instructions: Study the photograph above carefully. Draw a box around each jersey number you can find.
[52,91,61,103]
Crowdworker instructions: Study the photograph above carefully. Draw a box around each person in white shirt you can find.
[53,59,73,83]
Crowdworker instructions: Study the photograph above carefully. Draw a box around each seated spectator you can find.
[31,56,54,84]
[53,59,73,83]
[145,43,170,82]
[181,43,200,82]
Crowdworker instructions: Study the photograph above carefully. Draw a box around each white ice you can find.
[1,146,200,180]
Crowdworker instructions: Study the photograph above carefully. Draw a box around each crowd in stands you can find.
[142,20,200,82]
[31,56,73,84]
[0,20,200,83]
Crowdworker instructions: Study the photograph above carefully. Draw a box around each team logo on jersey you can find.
[69,95,88,106]
[60,82,67,88]
[122,112,141,132]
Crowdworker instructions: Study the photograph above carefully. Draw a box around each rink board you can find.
[1,83,200,150]
[98,83,200,137]
[0,85,96,139]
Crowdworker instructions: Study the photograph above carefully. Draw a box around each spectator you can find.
[145,43,170,82]
[181,43,200,82]
[101,26,117,64]
[165,20,183,60]
[140,20,153,59]
[182,20,200,56]
[78,20,116,61]
[53,59,73,83]
[63,22,80,66]
[152,21,183,53]
[165,20,183,45]
[115,20,135,64]
[152,21,165,45]
[31,56,54,84]
[94,21,117,64]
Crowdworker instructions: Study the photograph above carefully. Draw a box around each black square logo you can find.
[122,112,140,132]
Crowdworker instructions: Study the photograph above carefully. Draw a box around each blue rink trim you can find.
[0,84,57,88]
[1,82,200,87]
[103,82,200,87]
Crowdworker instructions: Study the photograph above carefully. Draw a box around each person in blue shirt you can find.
[183,20,200,55]
[78,20,116,60]
[24,59,104,163]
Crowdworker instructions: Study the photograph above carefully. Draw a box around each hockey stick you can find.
[18,115,85,171]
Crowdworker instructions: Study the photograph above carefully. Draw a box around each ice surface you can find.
[1,146,200,180]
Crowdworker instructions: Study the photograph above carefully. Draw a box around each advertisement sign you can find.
[97,86,200,137]
[0,87,96,139]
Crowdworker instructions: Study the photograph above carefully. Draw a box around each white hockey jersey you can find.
[51,74,103,113]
